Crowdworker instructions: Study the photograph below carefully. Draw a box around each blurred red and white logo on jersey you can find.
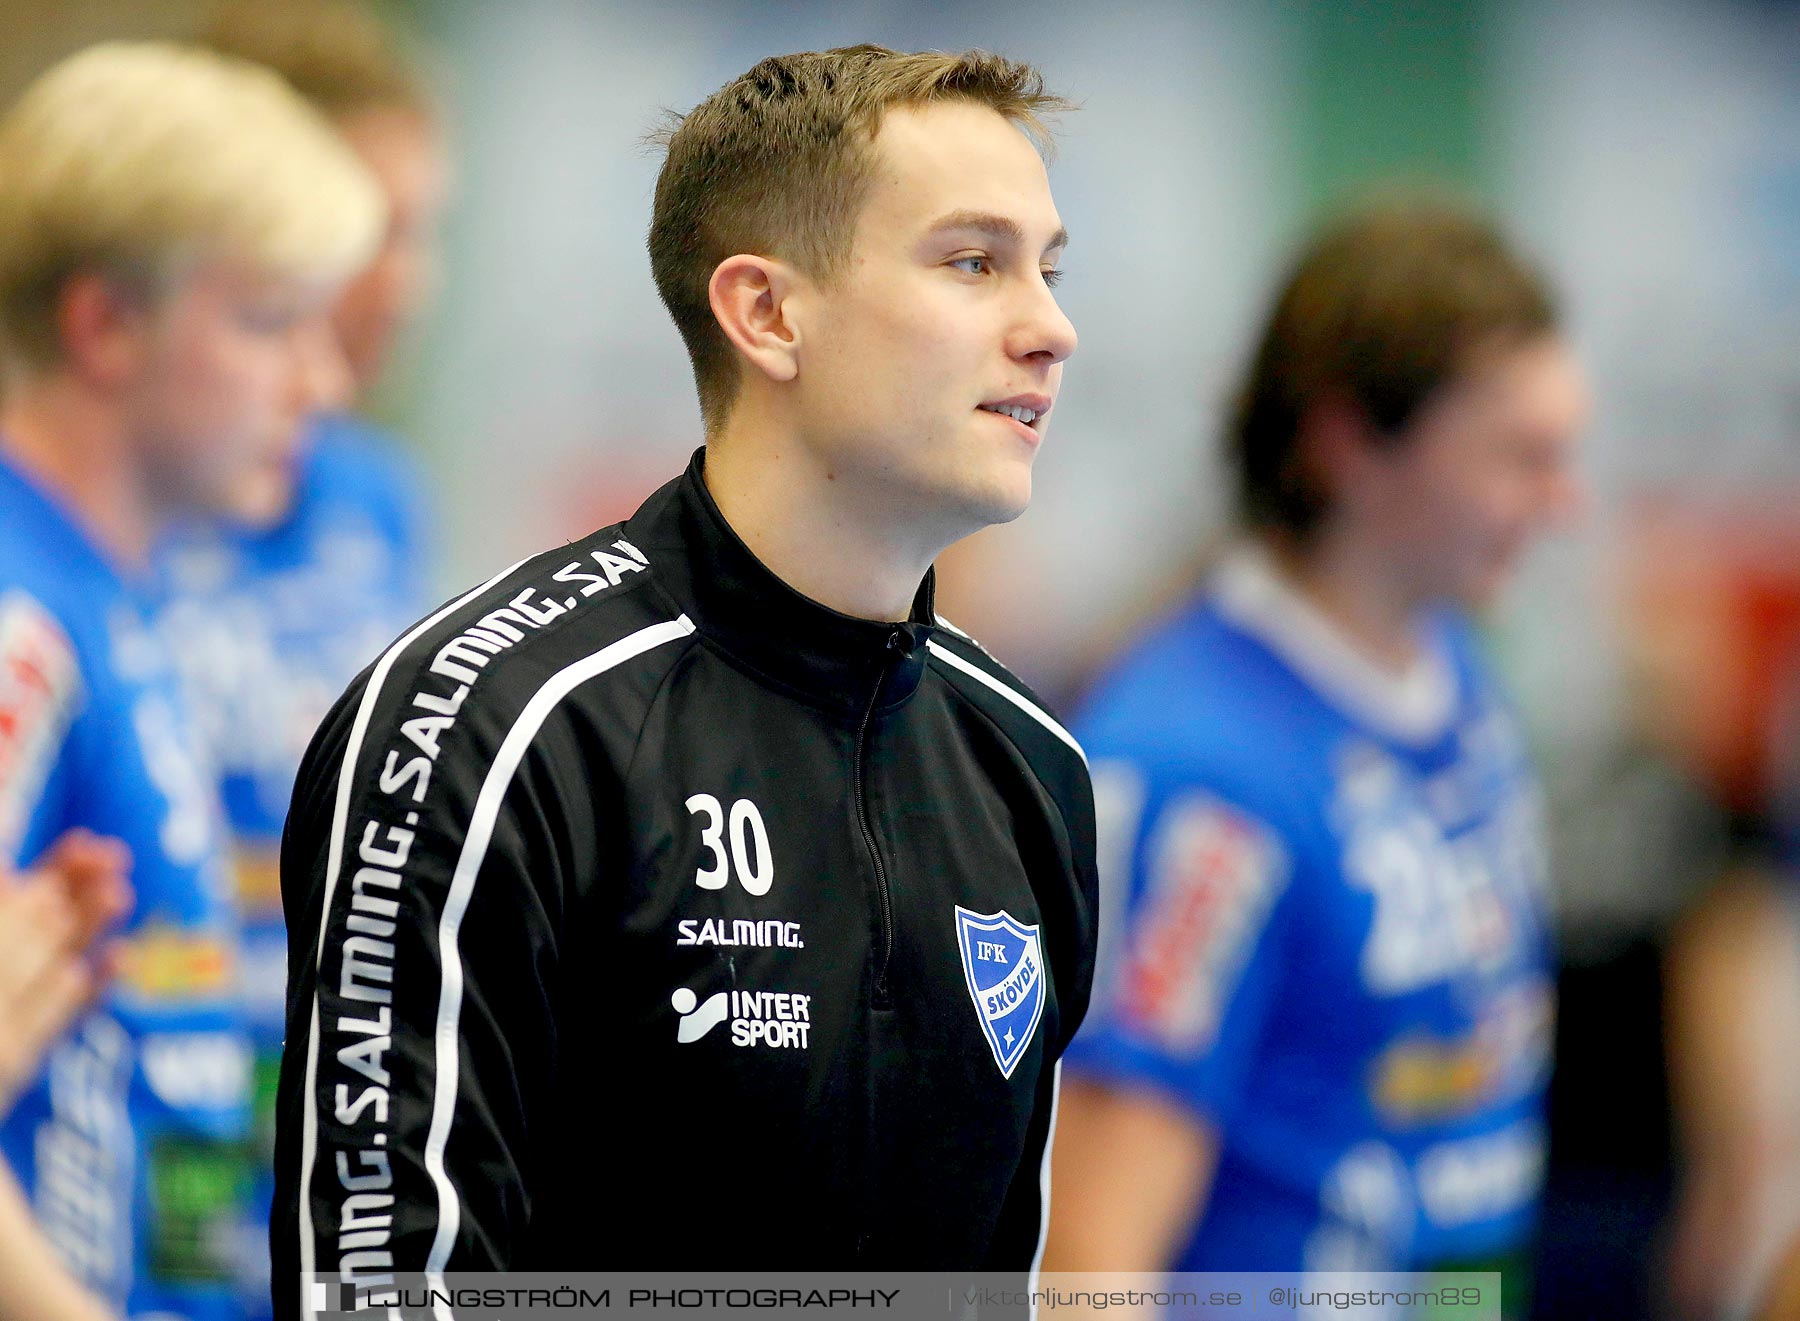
[0,591,80,859]
[1119,792,1286,1053]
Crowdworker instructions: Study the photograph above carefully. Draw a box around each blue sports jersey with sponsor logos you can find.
[0,453,250,1319]
[152,413,430,1317]
[1066,549,1554,1272]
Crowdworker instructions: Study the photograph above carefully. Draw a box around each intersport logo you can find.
[671,986,812,1049]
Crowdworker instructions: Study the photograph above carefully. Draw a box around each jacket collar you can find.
[628,447,936,722]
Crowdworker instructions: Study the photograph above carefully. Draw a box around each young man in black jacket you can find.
[272,45,1095,1311]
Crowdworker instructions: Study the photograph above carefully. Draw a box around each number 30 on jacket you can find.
[685,794,773,895]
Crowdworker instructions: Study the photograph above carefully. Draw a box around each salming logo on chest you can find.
[667,792,813,1051]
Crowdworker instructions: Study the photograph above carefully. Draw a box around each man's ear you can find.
[54,272,151,389]
[708,255,801,386]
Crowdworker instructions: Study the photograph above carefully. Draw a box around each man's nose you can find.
[1008,279,1077,366]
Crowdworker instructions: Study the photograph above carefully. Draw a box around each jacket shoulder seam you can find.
[925,635,1086,770]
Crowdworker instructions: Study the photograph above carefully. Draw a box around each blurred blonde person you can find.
[152,8,448,1310]
[0,41,381,1317]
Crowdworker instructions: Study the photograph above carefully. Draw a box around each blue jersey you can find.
[0,454,249,1319]
[152,413,429,1317]
[155,413,430,848]
[1066,549,1554,1272]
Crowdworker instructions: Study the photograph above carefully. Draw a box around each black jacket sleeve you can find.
[270,651,575,1316]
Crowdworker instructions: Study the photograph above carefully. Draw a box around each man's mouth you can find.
[980,402,1040,425]
[977,395,1052,428]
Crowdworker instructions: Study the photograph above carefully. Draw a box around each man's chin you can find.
[960,474,1033,531]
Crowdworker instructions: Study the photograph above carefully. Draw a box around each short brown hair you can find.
[648,46,1067,428]
[1230,198,1558,541]
[201,0,435,122]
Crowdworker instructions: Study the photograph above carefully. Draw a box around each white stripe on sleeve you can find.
[926,639,1087,766]
[422,615,696,1289]
[297,560,527,1321]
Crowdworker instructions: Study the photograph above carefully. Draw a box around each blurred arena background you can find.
[8,1,1800,1315]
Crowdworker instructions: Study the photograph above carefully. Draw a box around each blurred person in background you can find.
[1043,201,1586,1315]
[150,4,447,1312]
[1665,673,1800,1319]
[0,833,132,1321]
[0,39,382,1319]
[1756,1237,1800,1321]
[0,834,132,1118]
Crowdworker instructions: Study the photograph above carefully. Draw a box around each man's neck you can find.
[701,416,942,625]
[0,377,153,568]
[1266,529,1428,675]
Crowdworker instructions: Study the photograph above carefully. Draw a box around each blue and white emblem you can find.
[954,905,1047,1079]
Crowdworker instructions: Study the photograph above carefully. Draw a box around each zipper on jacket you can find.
[856,628,906,1009]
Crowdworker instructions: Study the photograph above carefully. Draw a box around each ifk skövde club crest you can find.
[954,905,1046,1079]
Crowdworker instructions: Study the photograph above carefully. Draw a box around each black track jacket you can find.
[271,449,1098,1310]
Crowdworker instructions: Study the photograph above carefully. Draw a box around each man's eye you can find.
[1042,268,1065,289]
[949,255,989,276]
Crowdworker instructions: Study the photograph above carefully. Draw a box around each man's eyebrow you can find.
[925,210,1070,256]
